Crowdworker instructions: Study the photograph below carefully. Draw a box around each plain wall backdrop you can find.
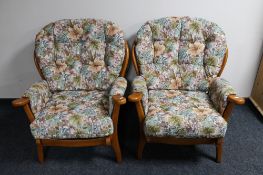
[0,0,263,98]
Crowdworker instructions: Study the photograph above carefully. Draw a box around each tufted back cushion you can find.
[136,17,227,91]
[35,19,125,91]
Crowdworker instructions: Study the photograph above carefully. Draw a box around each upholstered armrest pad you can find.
[209,77,236,114]
[23,80,52,115]
[132,76,148,114]
[109,77,127,115]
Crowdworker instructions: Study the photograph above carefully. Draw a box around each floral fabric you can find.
[136,17,227,91]
[131,76,149,114]
[209,77,236,114]
[30,90,113,139]
[144,90,227,138]
[25,19,127,139]
[109,77,127,114]
[24,81,52,114]
[35,19,125,91]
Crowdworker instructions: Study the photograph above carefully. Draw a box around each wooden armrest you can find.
[12,97,30,108]
[112,95,126,105]
[128,92,143,102]
[227,94,245,105]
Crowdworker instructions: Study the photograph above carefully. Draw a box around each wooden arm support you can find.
[110,94,127,162]
[128,92,146,159]
[128,92,143,102]
[111,95,126,126]
[12,97,30,108]
[227,94,245,105]
[112,95,126,105]
[223,94,245,122]
[12,97,35,123]
[128,92,145,123]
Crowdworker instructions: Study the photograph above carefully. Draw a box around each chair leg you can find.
[137,136,146,160]
[36,139,44,163]
[216,138,224,163]
[111,134,122,163]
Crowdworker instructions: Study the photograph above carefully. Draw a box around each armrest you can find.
[221,94,245,122]
[12,97,35,123]
[227,94,245,105]
[109,77,127,115]
[129,76,148,114]
[12,97,30,108]
[23,80,52,115]
[209,77,240,114]
[112,94,126,105]
[128,92,142,102]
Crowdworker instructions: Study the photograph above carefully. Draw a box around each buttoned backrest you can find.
[135,17,227,91]
[35,19,125,91]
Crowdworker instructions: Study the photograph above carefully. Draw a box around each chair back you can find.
[135,17,227,91]
[35,19,127,91]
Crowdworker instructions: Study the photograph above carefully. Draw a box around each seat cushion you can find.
[30,90,113,139]
[144,90,227,138]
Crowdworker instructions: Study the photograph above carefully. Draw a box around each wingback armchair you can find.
[12,19,129,163]
[128,17,245,162]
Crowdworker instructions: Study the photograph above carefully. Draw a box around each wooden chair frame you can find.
[12,41,130,163]
[128,43,245,163]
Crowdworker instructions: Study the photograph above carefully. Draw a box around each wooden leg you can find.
[137,135,146,160]
[111,134,122,163]
[36,139,44,163]
[216,138,224,163]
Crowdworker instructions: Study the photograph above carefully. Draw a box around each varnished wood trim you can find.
[111,135,122,163]
[146,137,218,145]
[222,95,245,122]
[217,48,228,77]
[222,101,235,122]
[132,43,140,75]
[111,102,121,133]
[111,102,122,162]
[134,100,145,124]
[119,41,130,77]
[36,139,44,163]
[136,100,146,159]
[128,92,143,102]
[23,104,35,123]
[106,137,111,146]
[128,96,146,159]
[41,137,109,147]
[227,94,245,105]
[12,97,30,108]
[216,138,224,163]
[112,95,126,105]
[110,94,126,162]
[12,97,35,123]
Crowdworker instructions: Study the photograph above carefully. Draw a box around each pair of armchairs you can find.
[12,17,244,163]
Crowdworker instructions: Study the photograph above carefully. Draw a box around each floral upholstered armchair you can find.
[128,17,245,162]
[12,19,129,163]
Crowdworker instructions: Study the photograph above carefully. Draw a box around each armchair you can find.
[129,17,244,162]
[12,19,129,163]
